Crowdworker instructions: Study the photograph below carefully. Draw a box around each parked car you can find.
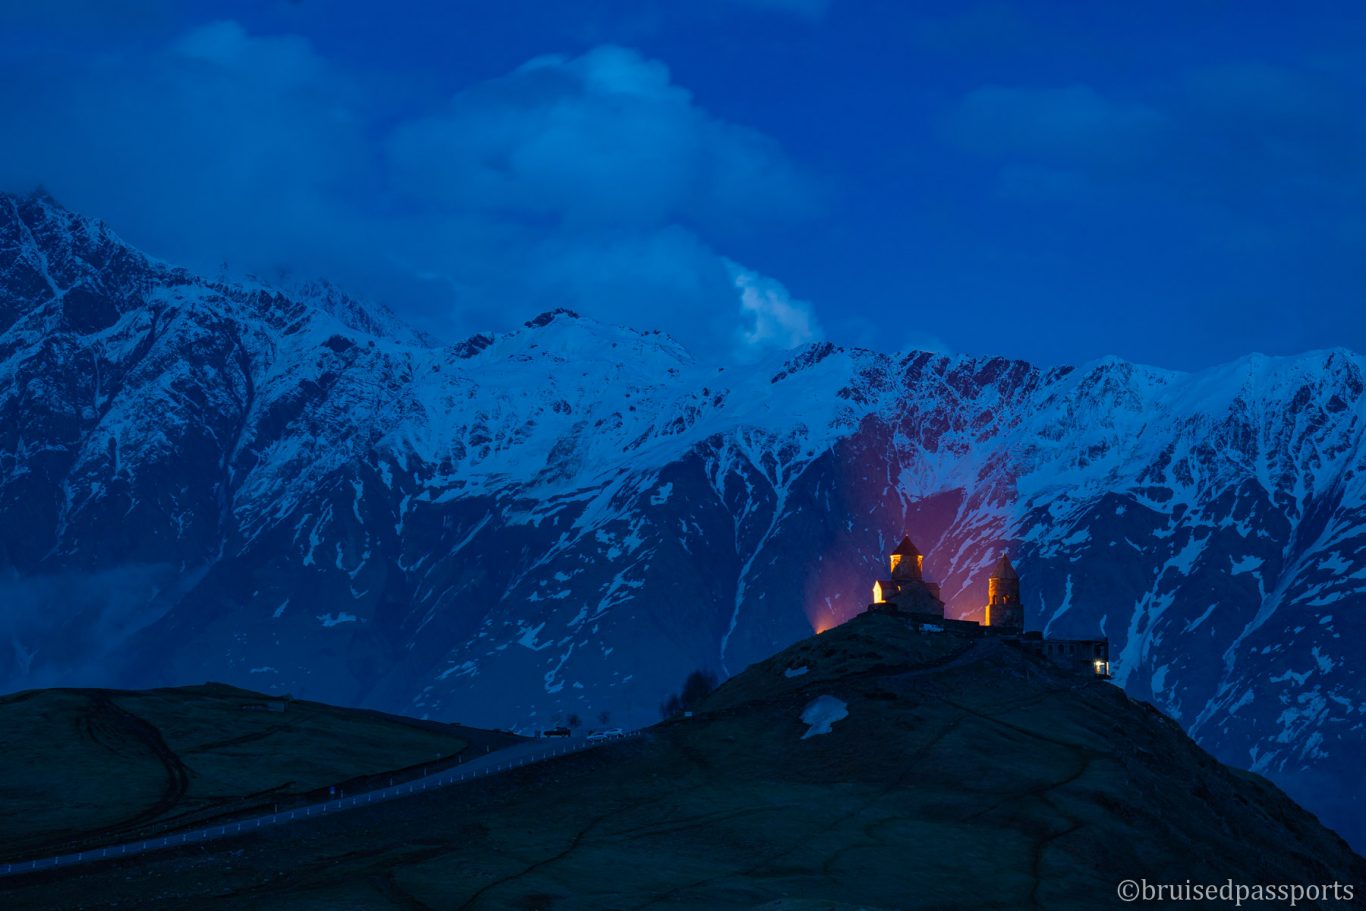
[587,728,624,741]
[542,726,572,738]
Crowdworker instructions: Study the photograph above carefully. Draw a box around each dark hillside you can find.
[2,613,1359,909]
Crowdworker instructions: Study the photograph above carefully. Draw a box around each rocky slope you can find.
[1,191,1363,847]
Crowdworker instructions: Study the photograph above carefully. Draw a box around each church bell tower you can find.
[984,553,1024,631]
[888,535,923,581]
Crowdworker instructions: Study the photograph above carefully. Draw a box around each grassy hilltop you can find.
[2,612,1362,910]
[0,682,518,862]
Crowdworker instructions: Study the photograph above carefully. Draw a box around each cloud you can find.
[946,67,1366,221]
[0,20,368,281]
[728,262,822,357]
[0,24,823,359]
[383,43,823,353]
[0,0,175,35]
[386,44,817,232]
[1178,62,1364,195]
[723,0,831,19]
[947,84,1169,172]
[936,65,1366,366]
[0,564,189,691]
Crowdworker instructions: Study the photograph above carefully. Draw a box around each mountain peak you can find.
[288,278,436,348]
[524,308,583,328]
[1,187,62,210]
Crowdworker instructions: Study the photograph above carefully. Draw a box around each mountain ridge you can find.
[1,190,1363,849]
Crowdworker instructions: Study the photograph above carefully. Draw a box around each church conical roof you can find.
[990,553,1018,580]
[891,535,921,557]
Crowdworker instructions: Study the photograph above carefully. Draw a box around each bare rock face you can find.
[1,191,1364,849]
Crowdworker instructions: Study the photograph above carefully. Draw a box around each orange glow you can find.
[804,574,858,635]
[796,433,1026,634]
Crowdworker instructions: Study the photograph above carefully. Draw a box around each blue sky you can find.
[2,1,1364,368]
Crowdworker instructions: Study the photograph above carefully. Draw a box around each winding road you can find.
[0,733,637,879]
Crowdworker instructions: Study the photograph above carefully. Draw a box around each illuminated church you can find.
[870,536,945,618]
[866,534,1111,676]
[870,536,1020,629]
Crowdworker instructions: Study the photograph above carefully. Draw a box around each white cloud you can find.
[386,44,817,231]
[0,26,824,358]
[729,261,822,356]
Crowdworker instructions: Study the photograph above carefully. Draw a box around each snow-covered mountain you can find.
[2,192,1363,848]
